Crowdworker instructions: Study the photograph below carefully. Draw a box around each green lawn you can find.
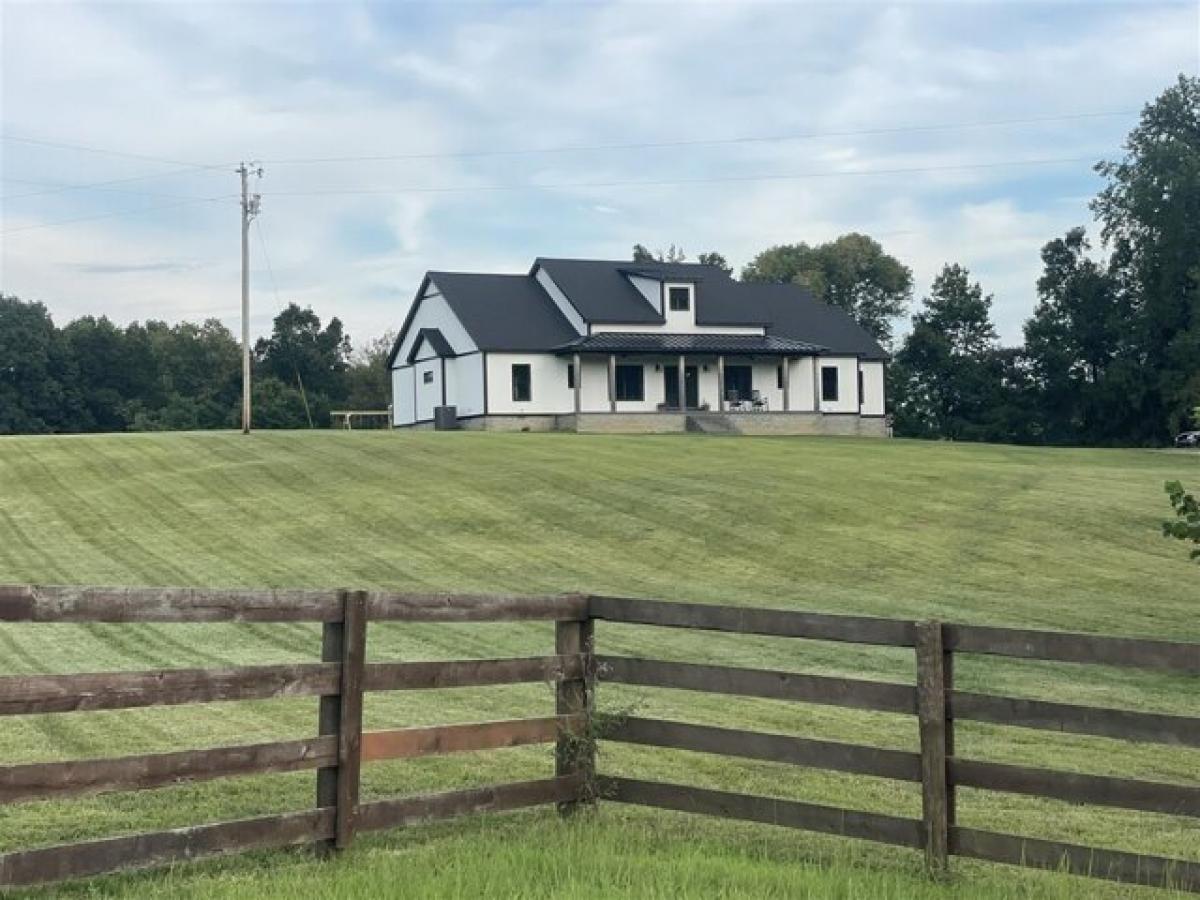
[0,431,1197,898]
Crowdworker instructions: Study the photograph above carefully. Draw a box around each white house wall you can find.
[592,321,763,335]
[859,361,885,416]
[413,357,443,422]
[449,354,486,417]
[392,367,416,426]
[394,284,478,364]
[817,356,860,414]
[486,352,573,415]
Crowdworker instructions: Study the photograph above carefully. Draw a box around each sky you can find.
[2,1,1198,348]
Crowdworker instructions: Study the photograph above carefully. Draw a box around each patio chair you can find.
[751,390,768,411]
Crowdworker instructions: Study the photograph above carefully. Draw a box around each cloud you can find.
[2,0,1196,349]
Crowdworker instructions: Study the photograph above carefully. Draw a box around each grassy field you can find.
[0,430,1197,898]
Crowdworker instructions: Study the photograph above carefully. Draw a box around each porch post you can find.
[782,357,791,412]
[812,357,822,411]
[677,354,686,411]
[573,352,582,415]
[717,355,725,412]
[607,354,616,413]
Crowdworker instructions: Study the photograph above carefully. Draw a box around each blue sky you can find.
[2,1,1197,346]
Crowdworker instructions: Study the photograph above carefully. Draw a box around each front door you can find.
[663,365,700,409]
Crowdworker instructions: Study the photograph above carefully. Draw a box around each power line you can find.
[259,154,1099,198]
[0,177,229,203]
[259,110,1135,165]
[0,166,231,203]
[0,194,237,236]
[0,133,226,170]
[254,217,284,309]
[0,109,1128,203]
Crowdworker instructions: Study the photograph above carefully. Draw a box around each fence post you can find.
[555,597,594,815]
[915,620,950,875]
[316,589,368,852]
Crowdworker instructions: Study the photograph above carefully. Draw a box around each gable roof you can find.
[406,328,455,363]
[388,258,888,367]
[386,271,579,367]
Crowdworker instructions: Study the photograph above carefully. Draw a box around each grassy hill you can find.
[0,431,1197,897]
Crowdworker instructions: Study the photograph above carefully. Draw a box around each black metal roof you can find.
[386,259,888,368]
[752,284,888,360]
[556,333,826,355]
[532,258,770,326]
[406,328,455,363]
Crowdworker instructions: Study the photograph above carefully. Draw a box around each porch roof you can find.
[554,332,826,356]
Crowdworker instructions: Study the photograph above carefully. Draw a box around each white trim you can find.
[533,265,586,335]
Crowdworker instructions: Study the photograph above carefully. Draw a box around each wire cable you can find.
[259,110,1135,165]
[0,194,237,236]
[259,154,1098,198]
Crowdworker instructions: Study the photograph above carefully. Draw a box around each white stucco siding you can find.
[579,357,609,411]
[817,357,860,414]
[752,361,785,412]
[392,367,416,426]
[448,354,486,417]
[592,322,763,335]
[533,267,586,335]
[859,360,885,416]
[393,284,478,366]
[486,353,573,415]
[788,358,817,412]
[413,358,443,422]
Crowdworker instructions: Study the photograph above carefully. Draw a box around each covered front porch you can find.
[557,333,828,416]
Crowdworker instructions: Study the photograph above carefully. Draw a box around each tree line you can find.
[0,298,392,433]
[640,75,1199,446]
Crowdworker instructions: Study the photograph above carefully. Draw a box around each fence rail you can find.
[0,585,1197,891]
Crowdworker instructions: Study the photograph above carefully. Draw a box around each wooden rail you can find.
[0,586,1197,892]
[592,595,1200,894]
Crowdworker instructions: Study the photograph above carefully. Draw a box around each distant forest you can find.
[2,76,1197,445]
[0,299,392,433]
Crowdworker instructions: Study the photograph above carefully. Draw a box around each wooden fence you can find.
[0,586,1197,892]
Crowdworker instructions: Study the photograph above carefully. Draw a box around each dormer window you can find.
[668,285,691,311]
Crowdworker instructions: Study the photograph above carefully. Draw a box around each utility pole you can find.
[238,162,262,434]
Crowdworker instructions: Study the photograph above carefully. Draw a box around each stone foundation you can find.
[401,412,889,436]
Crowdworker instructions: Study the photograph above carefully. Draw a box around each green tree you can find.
[61,315,159,431]
[1092,74,1200,441]
[254,303,350,408]
[1023,228,1134,445]
[629,244,692,264]
[697,251,732,274]
[889,264,998,439]
[741,233,912,344]
[344,332,395,410]
[0,295,81,433]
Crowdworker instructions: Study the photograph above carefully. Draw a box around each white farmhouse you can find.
[386,258,888,435]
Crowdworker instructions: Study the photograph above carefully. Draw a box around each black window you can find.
[615,364,644,401]
[724,365,752,402]
[857,369,864,407]
[668,286,690,311]
[777,365,785,390]
[511,364,532,402]
[567,363,575,390]
[821,366,839,402]
[422,370,434,385]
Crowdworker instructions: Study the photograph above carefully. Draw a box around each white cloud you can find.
[2,0,1196,350]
